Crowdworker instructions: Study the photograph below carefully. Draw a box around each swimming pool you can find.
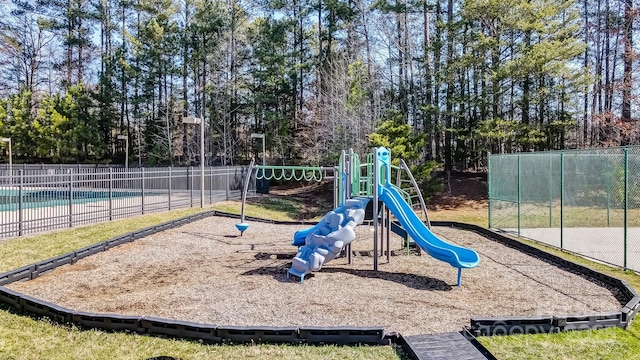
[0,189,142,211]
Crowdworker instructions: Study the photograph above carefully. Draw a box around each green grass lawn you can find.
[490,201,640,229]
[2,198,640,359]
[0,307,402,360]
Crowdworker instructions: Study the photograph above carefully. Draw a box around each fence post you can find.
[487,153,491,229]
[517,154,521,237]
[226,166,229,200]
[141,167,145,214]
[624,148,628,270]
[68,169,73,228]
[168,167,172,211]
[209,167,213,204]
[549,153,553,229]
[108,168,113,221]
[560,152,564,250]
[18,170,23,236]
[189,166,193,207]
[607,186,611,227]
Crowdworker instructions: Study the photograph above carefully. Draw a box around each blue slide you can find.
[379,183,479,286]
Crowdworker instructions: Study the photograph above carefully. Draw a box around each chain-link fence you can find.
[0,166,254,239]
[489,146,640,270]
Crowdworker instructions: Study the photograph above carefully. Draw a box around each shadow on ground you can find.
[241,264,452,291]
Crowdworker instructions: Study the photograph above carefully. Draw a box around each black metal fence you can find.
[0,166,254,239]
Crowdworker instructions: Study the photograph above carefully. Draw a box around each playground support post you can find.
[386,206,390,263]
[333,165,339,209]
[342,150,352,262]
[380,203,385,258]
[373,148,379,272]
[347,149,353,199]
[239,158,256,225]
[340,150,347,205]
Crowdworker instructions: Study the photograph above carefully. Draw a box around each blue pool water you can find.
[0,189,143,211]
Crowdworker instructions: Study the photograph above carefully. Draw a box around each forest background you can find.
[1,0,639,174]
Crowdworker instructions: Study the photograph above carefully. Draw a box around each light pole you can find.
[250,133,265,166]
[183,116,205,208]
[1,137,11,185]
[116,134,128,168]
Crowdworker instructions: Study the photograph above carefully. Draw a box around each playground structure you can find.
[238,147,480,286]
[288,197,369,280]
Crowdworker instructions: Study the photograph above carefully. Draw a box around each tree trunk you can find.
[622,0,633,122]
[444,0,454,171]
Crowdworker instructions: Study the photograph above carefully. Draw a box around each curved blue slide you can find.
[379,184,479,285]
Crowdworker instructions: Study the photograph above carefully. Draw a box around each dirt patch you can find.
[8,216,621,336]
[430,171,488,211]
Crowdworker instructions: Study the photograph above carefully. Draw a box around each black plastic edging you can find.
[0,214,637,345]
[429,221,640,336]
[0,283,389,344]
[141,317,220,342]
[0,211,389,345]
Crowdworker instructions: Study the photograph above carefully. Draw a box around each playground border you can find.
[0,212,636,356]
[429,221,640,336]
[0,210,391,346]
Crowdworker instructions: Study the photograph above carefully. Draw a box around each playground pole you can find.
[343,150,353,264]
[380,202,385,258]
[333,165,339,209]
[386,206,391,263]
[341,150,347,206]
[236,158,255,235]
[373,148,379,272]
[347,149,353,200]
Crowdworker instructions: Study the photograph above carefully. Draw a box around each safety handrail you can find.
[390,183,412,204]
[399,159,431,228]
